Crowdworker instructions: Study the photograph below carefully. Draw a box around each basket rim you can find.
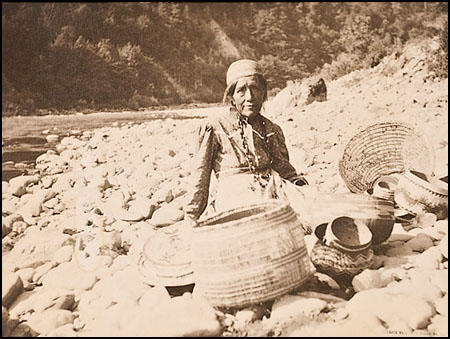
[194,200,291,231]
[339,120,435,193]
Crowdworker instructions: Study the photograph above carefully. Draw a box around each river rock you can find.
[386,277,442,303]
[346,288,436,330]
[41,261,97,292]
[150,202,184,227]
[3,226,71,271]
[410,246,443,270]
[27,308,74,335]
[270,295,327,324]
[33,262,56,284]
[387,223,414,242]
[138,285,172,308]
[427,315,448,336]
[52,245,74,265]
[45,323,77,336]
[406,233,435,252]
[434,220,448,236]
[433,295,448,316]
[2,197,19,215]
[2,271,24,308]
[8,175,39,197]
[2,214,23,238]
[352,269,386,292]
[437,234,448,258]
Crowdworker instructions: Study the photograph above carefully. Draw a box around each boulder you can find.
[27,309,74,335]
[406,233,435,252]
[8,175,39,197]
[410,247,443,270]
[3,227,71,271]
[41,261,97,292]
[270,295,327,324]
[150,202,184,227]
[2,272,24,308]
[346,288,435,330]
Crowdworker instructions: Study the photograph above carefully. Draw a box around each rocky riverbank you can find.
[2,40,448,336]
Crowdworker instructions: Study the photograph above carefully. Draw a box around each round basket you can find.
[324,216,372,253]
[138,224,194,286]
[312,223,374,285]
[339,121,435,194]
[310,193,395,245]
[191,200,312,308]
[395,170,448,219]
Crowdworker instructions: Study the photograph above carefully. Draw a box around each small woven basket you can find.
[395,170,448,219]
[339,121,435,194]
[311,223,374,285]
[191,200,312,308]
[310,193,395,245]
[138,224,194,286]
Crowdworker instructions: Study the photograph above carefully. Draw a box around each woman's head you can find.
[223,59,267,119]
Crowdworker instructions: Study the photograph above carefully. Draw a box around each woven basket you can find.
[324,216,372,253]
[191,200,312,308]
[312,223,374,285]
[395,170,448,219]
[310,193,395,245]
[339,122,435,194]
[138,224,194,286]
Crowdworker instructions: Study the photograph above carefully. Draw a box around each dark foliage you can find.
[2,2,448,116]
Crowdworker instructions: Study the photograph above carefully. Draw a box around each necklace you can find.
[238,117,271,189]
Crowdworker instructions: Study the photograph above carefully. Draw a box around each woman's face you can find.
[232,75,265,119]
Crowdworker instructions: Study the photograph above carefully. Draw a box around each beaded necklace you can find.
[237,116,271,189]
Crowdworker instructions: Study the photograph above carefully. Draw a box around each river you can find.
[1,107,218,182]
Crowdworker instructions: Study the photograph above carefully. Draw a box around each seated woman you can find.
[184,59,318,227]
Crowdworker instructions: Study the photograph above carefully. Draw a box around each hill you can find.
[2,2,448,116]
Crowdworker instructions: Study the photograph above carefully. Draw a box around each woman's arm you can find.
[184,122,218,220]
[266,120,308,186]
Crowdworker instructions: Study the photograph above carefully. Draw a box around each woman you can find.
[184,59,316,225]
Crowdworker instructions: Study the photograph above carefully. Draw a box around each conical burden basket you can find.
[191,201,312,308]
[339,121,435,194]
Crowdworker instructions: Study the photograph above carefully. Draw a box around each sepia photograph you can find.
[2,2,448,337]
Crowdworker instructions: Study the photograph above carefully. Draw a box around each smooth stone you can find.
[32,262,56,284]
[438,234,448,258]
[427,315,448,336]
[270,295,327,324]
[410,247,443,270]
[41,261,97,292]
[406,233,435,252]
[149,203,184,227]
[2,272,24,309]
[8,175,39,197]
[45,323,77,336]
[433,295,448,316]
[52,245,74,265]
[27,309,74,335]
[346,288,435,330]
[352,269,386,292]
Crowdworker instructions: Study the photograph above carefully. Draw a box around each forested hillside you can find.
[2,2,448,116]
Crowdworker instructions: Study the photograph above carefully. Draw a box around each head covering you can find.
[226,59,263,86]
[223,59,266,103]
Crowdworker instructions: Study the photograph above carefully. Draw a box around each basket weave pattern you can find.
[192,201,312,308]
[310,240,374,281]
[138,226,194,286]
[339,122,435,193]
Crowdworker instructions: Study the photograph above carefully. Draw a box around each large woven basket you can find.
[191,200,312,308]
[339,121,435,194]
